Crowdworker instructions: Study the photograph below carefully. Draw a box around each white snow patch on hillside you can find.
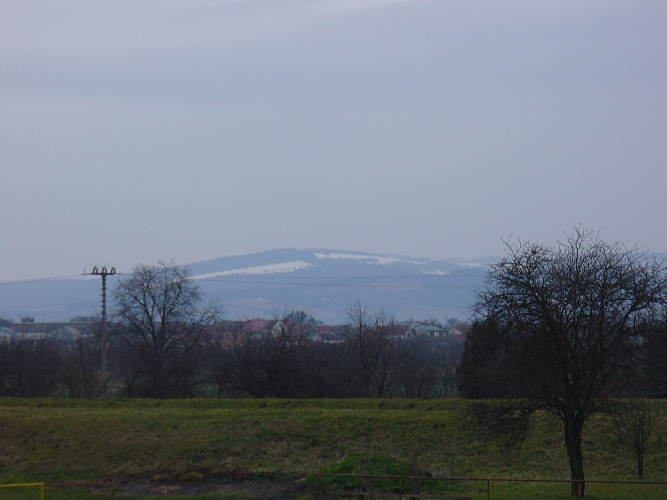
[193,261,312,278]
[459,262,488,269]
[314,253,423,265]
[63,275,102,281]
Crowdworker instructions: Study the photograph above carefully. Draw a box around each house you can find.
[244,319,276,339]
[14,331,46,341]
[0,326,14,343]
[47,325,82,341]
[447,324,468,341]
[304,325,345,343]
[408,321,448,339]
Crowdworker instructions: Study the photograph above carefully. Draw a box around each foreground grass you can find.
[0,398,666,499]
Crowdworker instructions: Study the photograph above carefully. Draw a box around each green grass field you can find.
[0,398,665,499]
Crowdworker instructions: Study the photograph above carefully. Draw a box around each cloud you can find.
[0,0,665,282]
[0,0,426,56]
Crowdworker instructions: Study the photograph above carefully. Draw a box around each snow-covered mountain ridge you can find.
[0,249,490,323]
[187,248,490,277]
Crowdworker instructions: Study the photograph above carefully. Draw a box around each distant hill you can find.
[0,249,490,323]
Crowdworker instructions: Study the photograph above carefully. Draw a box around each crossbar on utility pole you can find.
[84,265,117,374]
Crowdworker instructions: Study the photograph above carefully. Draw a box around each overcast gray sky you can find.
[1,0,665,281]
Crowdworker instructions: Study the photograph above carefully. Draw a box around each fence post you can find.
[358,476,366,500]
[40,484,44,500]
[486,479,490,500]
[314,475,322,500]
[411,474,423,500]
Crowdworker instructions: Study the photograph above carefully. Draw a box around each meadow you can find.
[0,398,666,500]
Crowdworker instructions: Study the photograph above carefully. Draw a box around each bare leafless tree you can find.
[607,398,665,479]
[400,338,449,398]
[464,228,667,497]
[224,309,310,397]
[60,324,112,397]
[112,262,222,398]
[640,318,667,397]
[345,301,403,398]
[0,338,62,397]
[206,328,239,397]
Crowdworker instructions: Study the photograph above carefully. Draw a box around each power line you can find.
[195,272,484,281]
[196,277,478,289]
[199,272,483,279]
[0,271,482,289]
[0,274,89,285]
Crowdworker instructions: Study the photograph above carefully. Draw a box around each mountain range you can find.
[0,249,490,324]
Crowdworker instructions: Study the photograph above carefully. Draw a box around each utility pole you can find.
[84,265,117,374]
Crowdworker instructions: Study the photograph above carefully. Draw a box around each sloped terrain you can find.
[0,249,487,323]
[1,399,667,500]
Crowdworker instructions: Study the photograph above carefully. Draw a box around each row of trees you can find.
[0,263,462,399]
[109,263,460,398]
[208,303,458,399]
[0,320,458,400]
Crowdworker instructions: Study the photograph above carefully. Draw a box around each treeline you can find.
[207,306,462,399]
[0,306,464,399]
[456,315,667,400]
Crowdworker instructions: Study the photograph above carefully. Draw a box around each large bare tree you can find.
[60,323,112,398]
[113,262,222,397]
[461,228,667,497]
[345,301,404,398]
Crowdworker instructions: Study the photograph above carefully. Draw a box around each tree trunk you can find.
[564,413,585,498]
[637,452,644,479]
